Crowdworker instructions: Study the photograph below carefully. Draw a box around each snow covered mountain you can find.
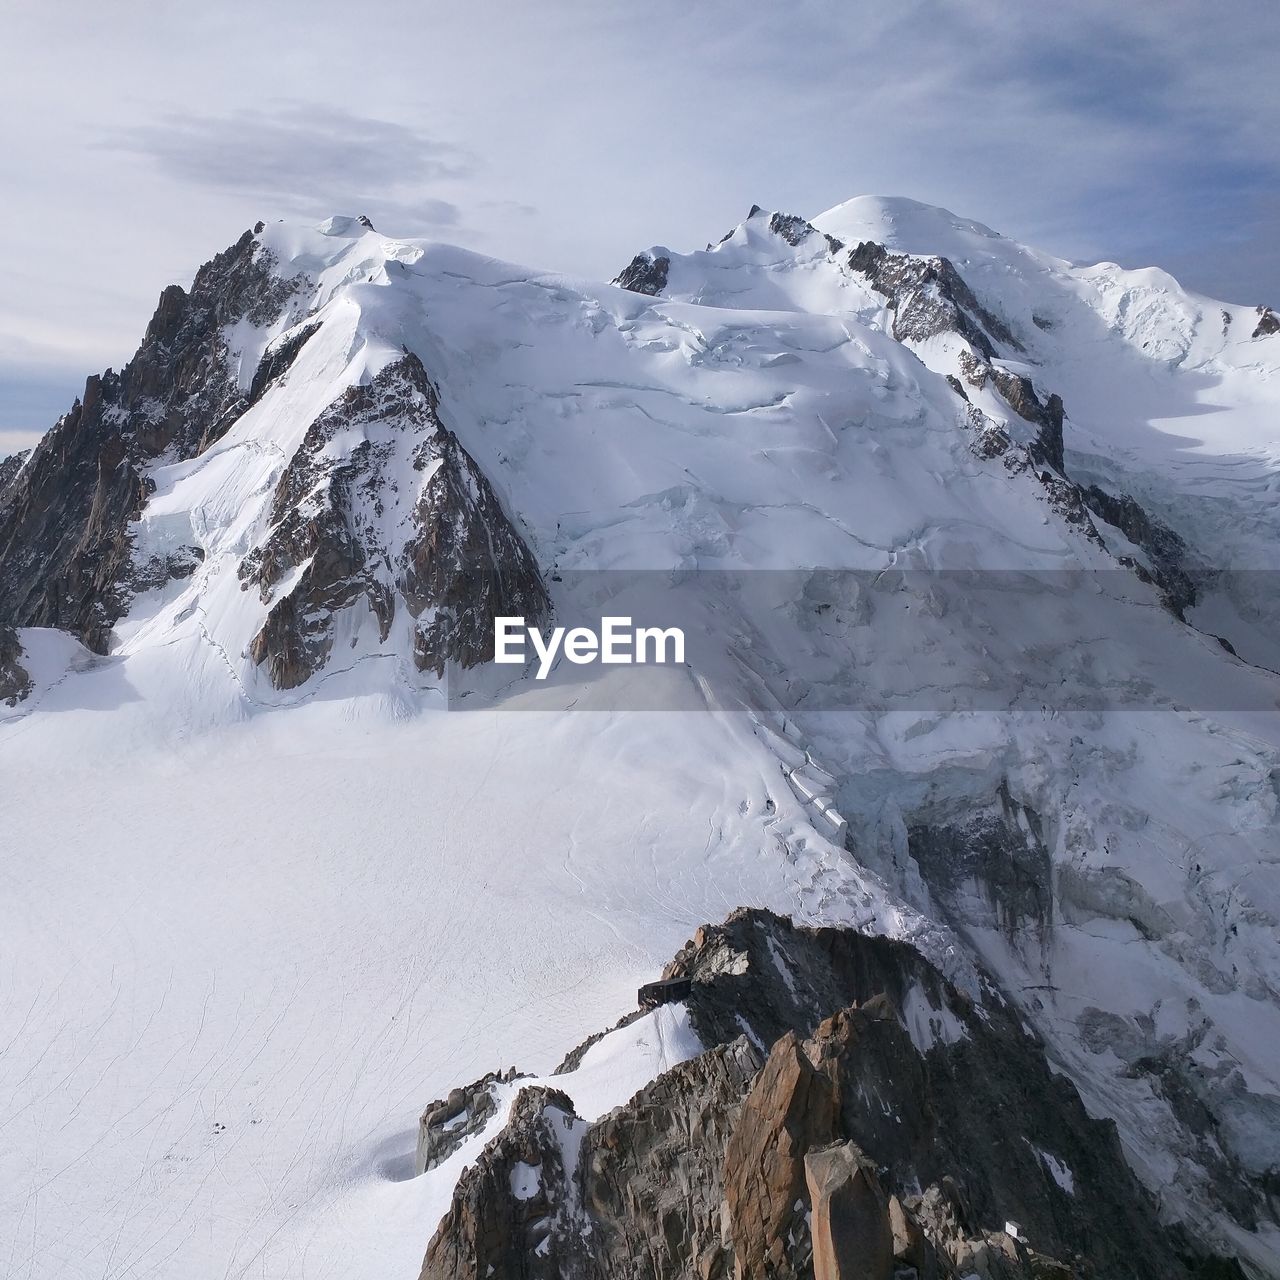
[1,197,1279,1278]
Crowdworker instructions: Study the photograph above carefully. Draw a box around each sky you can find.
[2,0,1278,455]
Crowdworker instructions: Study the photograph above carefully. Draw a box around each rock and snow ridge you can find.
[418,910,1211,1279]
[0,197,1278,1278]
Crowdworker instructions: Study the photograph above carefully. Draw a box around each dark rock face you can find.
[417,1067,524,1176]
[957,350,1066,474]
[961,403,1015,461]
[907,782,1054,947]
[1033,470,1102,539]
[1253,306,1279,339]
[581,1039,762,1280]
[768,212,844,254]
[991,371,1065,474]
[418,908,1227,1280]
[769,212,818,247]
[666,911,1191,1279]
[420,1084,585,1280]
[849,238,1091,534]
[953,350,1111,544]
[245,319,323,406]
[0,624,30,706]
[240,354,548,689]
[847,240,1022,359]
[852,247,1243,643]
[1081,485,1200,616]
[0,223,546,692]
[0,449,28,500]
[849,247,1085,522]
[615,252,671,296]
[421,1041,763,1280]
[0,228,302,652]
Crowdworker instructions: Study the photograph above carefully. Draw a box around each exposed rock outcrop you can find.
[993,371,1065,474]
[420,1039,763,1280]
[907,782,1055,946]
[246,319,324,406]
[847,240,1022,359]
[0,624,30,705]
[418,908,1233,1280]
[1252,306,1279,339]
[1081,484,1200,616]
[723,1032,835,1278]
[847,240,1104,535]
[615,252,671,296]
[957,350,1066,474]
[240,353,548,689]
[0,225,548,692]
[768,211,844,254]
[580,1037,762,1279]
[416,1067,523,1176]
[0,448,28,500]
[0,228,302,651]
[803,1142,892,1280]
[419,1085,585,1280]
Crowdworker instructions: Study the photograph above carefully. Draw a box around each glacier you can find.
[1,196,1278,1277]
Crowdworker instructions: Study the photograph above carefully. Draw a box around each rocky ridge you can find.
[0,228,549,694]
[238,352,548,688]
[417,909,1243,1280]
[1253,307,1279,340]
[615,210,1211,624]
[0,230,300,652]
[0,623,29,705]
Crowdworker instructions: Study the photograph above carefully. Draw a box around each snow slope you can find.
[2,200,1279,1276]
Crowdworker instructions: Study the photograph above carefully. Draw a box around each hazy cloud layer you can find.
[108,105,469,229]
[2,0,1277,439]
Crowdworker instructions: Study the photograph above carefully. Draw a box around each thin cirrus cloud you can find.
[106,104,470,231]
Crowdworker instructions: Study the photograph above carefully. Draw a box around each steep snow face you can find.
[2,202,1280,1277]
[815,196,1280,668]
[640,193,1280,664]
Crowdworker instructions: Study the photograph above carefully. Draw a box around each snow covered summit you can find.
[1,197,1279,1278]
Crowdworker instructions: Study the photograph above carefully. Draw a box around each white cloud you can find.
[106,105,470,228]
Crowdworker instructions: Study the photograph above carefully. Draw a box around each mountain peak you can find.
[3,198,1280,1279]
[814,194,1012,257]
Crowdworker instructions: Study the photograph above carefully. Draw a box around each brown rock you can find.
[241,354,548,689]
[583,1037,761,1279]
[889,1194,933,1277]
[803,1142,893,1280]
[416,1067,522,1176]
[723,1031,837,1279]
